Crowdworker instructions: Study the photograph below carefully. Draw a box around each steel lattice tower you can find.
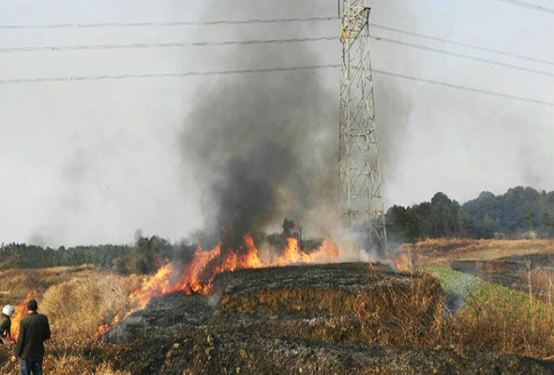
[338,1,388,252]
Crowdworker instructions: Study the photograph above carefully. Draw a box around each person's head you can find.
[2,304,15,318]
[27,299,38,312]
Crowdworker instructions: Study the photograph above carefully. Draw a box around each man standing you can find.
[15,300,51,375]
[0,304,15,343]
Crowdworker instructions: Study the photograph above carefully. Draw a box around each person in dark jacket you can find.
[15,300,51,375]
[0,304,15,343]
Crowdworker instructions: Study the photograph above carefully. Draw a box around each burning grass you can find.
[95,235,343,336]
[4,240,554,373]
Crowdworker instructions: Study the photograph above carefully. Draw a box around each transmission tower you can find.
[338,1,388,252]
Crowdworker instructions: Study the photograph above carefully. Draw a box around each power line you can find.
[492,0,554,15]
[0,36,338,53]
[0,16,340,30]
[373,69,554,107]
[0,64,340,84]
[5,21,553,75]
[0,64,551,107]
[370,23,554,67]
[370,34,554,80]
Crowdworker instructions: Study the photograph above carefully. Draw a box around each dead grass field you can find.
[405,238,554,264]
[2,259,554,373]
[0,266,138,375]
[0,265,99,307]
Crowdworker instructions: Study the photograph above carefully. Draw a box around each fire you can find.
[95,234,345,337]
[11,290,35,341]
[131,263,175,309]
[274,238,314,266]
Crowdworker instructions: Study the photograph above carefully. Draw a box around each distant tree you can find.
[112,257,129,275]
[403,209,423,246]
[282,218,295,238]
[541,211,554,238]
[482,214,495,239]
[457,209,471,237]
[135,259,149,275]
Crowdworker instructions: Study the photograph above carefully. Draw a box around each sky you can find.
[0,0,553,246]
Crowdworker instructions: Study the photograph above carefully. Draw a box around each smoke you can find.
[178,0,415,252]
[181,60,337,245]
[179,2,341,247]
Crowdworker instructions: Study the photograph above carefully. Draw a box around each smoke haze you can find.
[0,0,553,246]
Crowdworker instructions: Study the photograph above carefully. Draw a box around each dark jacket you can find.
[15,312,51,360]
[0,313,10,341]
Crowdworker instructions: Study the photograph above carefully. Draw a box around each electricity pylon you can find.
[338,0,388,252]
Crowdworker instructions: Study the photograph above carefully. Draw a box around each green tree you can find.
[457,209,471,237]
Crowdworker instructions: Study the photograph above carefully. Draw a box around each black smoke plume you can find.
[180,1,410,250]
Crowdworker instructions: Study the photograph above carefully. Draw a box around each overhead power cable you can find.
[373,70,554,107]
[5,21,553,73]
[370,34,554,80]
[0,64,340,84]
[492,0,554,15]
[0,36,338,53]
[0,16,340,30]
[0,64,551,108]
[370,23,554,67]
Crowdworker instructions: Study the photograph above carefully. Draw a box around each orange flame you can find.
[274,238,314,265]
[10,290,35,341]
[95,235,345,337]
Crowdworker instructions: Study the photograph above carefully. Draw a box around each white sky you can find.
[0,0,553,246]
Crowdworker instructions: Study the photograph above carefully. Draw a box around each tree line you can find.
[0,220,318,273]
[0,234,197,273]
[386,186,554,246]
[2,186,553,271]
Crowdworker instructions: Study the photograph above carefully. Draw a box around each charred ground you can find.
[96,263,554,375]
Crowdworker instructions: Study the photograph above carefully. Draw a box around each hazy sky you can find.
[1,0,553,246]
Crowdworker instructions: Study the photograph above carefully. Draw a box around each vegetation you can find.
[0,265,98,307]
[425,265,554,359]
[407,238,554,263]
[387,186,554,244]
[1,219,324,272]
[0,234,196,273]
[0,269,134,374]
[2,257,554,373]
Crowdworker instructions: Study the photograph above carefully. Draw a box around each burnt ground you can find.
[99,263,554,375]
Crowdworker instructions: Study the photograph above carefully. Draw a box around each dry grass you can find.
[221,286,369,316]
[353,272,451,348]
[394,252,414,273]
[406,238,554,264]
[4,259,554,373]
[0,265,98,307]
[452,284,554,358]
[425,265,554,360]
[41,274,140,347]
[41,357,131,375]
[0,272,139,374]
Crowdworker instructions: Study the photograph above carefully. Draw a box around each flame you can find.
[274,238,314,266]
[95,235,346,337]
[131,263,175,309]
[10,290,35,341]
[313,239,340,263]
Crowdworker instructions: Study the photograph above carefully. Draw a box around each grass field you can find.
[1,239,554,373]
[0,265,99,307]
[406,238,554,263]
